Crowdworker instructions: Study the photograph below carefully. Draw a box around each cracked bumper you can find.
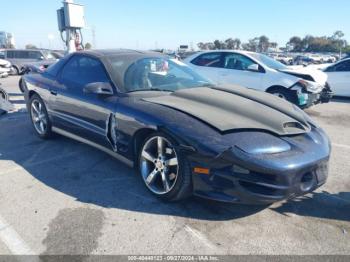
[191,160,329,204]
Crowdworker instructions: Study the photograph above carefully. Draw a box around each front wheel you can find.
[138,132,192,201]
[29,94,53,139]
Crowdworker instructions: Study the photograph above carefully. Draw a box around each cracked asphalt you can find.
[0,76,349,255]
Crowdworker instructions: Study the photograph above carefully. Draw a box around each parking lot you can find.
[0,76,349,255]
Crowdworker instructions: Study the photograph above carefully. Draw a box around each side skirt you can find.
[52,127,134,168]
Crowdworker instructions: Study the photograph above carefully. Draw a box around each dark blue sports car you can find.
[22,49,331,204]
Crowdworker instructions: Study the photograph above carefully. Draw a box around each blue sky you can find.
[1,0,349,50]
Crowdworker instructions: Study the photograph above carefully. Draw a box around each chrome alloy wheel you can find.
[140,136,179,195]
[30,99,48,135]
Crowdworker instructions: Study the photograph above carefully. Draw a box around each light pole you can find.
[48,34,54,50]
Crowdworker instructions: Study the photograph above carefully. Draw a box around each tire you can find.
[268,87,298,105]
[11,66,19,76]
[19,78,26,93]
[29,94,53,139]
[0,88,8,101]
[138,132,192,201]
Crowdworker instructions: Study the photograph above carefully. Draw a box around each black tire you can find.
[11,66,19,76]
[268,87,298,105]
[138,132,192,201]
[19,78,26,93]
[28,94,53,139]
[0,88,8,101]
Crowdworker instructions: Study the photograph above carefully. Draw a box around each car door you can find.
[50,55,115,147]
[216,52,264,90]
[189,52,224,83]
[326,60,350,97]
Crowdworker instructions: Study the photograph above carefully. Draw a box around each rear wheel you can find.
[138,132,192,201]
[268,87,297,105]
[0,88,8,101]
[19,78,27,93]
[10,66,19,75]
[29,94,53,139]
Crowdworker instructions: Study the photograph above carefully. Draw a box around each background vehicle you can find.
[0,84,8,101]
[0,49,57,75]
[22,50,330,204]
[0,58,11,78]
[273,53,293,65]
[18,60,56,93]
[184,50,332,108]
[293,55,315,66]
[341,54,350,61]
[324,58,350,97]
[308,54,324,64]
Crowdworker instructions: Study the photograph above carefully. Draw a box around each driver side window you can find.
[223,53,257,71]
[60,55,110,90]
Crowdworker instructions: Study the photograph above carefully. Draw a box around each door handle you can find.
[50,90,57,96]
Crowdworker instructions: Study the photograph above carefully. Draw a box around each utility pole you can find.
[92,25,96,49]
[64,0,76,53]
[57,0,85,53]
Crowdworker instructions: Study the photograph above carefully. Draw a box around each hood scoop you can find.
[143,86,311,136]
[283,121,307,133]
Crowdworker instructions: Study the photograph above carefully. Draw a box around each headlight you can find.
[296,79,323,93]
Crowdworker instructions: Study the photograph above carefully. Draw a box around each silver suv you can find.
[0,49,56,75]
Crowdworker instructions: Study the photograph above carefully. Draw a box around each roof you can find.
[75,49,168,92]
[195,49,256,55]
[81,49,164,58]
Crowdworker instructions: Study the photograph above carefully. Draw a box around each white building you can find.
[0,32,15,48]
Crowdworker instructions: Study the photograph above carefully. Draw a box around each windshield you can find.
[111,57,213,93]
[250,53,287,70]
[41,50,56,60]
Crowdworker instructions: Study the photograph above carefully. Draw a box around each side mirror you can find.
[247,64,260,72]
[39,56,45,60]
[83,82,114,95]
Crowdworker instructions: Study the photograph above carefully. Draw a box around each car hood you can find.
[143,85,311,136]
[280,67,328,85]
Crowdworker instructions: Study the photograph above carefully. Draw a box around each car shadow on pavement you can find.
[1,111,349,222]
[0,112,267,221]
[270,191,350,222]
[331,97,350,104]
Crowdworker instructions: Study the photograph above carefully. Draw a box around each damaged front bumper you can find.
[186,128,331,204]
[292,83,333,109]
[191,158,329,204]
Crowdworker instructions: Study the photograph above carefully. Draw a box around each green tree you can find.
[258,35,270,52]
[25,44,37,49]
[225,38,235,49]
[288,36,303,51]
[84,42,92,50]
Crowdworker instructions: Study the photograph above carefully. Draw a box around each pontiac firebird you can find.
[23,50,331,204]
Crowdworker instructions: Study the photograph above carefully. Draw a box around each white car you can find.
[0,59,11,78]
[324,58,350,97]
[184,50,333,108]
[273,54,293,65]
